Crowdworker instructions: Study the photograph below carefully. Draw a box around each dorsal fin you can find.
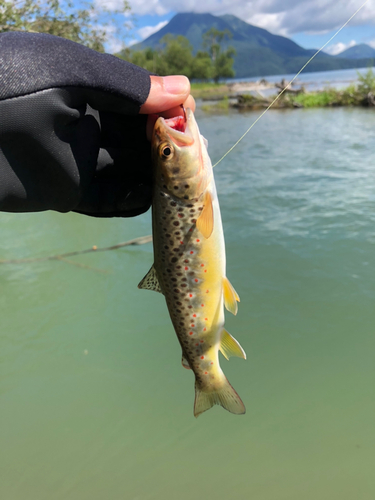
[222,276,240,315]
[219,329,246,360]
[138,264,163,294]
[196,190,214,239]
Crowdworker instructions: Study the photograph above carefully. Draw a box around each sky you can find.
[93,0,375,54]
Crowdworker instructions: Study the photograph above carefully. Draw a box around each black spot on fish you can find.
[173,221,179,226]
[170,201,176,207]
[171,257,178,263]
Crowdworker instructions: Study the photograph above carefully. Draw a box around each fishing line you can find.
[213,0,370,168]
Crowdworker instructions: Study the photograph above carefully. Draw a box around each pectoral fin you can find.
[138,265,163,294]
[220,329,246,360]
[196,191,214,239]
[223,276,240,315]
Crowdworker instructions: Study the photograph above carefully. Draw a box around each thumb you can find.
[139,75,191,114]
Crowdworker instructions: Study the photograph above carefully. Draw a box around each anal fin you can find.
[220,329,246,360]
[138,264,163,294]
[223,276,240,315]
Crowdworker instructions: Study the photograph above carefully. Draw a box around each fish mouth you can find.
[158,108,195,147]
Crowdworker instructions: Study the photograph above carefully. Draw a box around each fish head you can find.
[152,108,212,200]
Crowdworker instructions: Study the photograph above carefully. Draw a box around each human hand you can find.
[140,75,195,140]
[0,32,194,218]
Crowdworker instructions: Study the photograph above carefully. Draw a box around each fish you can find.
[138,108,246,417]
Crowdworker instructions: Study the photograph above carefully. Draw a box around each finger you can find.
[140,75,191,114]
[159,95,196,119]
[145,95,196,141]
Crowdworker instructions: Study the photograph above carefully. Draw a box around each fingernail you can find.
[163,75,190,95]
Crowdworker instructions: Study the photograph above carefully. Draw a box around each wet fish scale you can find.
[139,109,246,417]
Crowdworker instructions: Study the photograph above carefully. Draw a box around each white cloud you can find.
[95,0,375,39]
[128,0,167,16]
[325,39,356,55]
[123,0,375,36]
[245,12,288,36]
[94,0,127,11]
[138,20,168,40]
[368,39,375,49]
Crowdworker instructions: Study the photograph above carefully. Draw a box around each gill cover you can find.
[151,109,212,199]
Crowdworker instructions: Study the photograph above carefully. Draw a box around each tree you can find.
[190,50,213,80]
[0,0,131,52]
[120,35,195,77]
[202,27,236,83]
[160,34,194,76]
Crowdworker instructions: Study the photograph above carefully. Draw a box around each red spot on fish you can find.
[211,362,213,365]
[191,324,195,327]
[206,289,209,293]
[200,340,204,343]
[195,279,198,283]
[184,267,188,270]
[205,318,208,321]
[204,371,208,375]
[201,264,204,267]
[200,356,204,359]
[189,228,193,232]
[201,304,204,307]
[195,343,199,346]
[204,270,207,273]
[203,328,206,331]
[196,239,200,243]
[180,241,184,245]
[189,294,193,298]
[189,331,193,335]
[193,314,196,317]
[190,251,194,254]
[178,214,183,218]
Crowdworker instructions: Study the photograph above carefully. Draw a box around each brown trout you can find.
[139,109,246,417]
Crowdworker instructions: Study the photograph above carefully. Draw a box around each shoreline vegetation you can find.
[192,68,375,112]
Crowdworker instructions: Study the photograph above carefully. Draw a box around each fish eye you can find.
[159,143,174,160]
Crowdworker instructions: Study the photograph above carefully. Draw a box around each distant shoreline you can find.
[191,69,375,112]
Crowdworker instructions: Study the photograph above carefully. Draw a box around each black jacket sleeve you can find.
[0,31,153,217]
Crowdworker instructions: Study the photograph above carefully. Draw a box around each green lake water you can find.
[1,107,374,499]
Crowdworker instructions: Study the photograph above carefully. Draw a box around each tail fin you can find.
[194,378,245,417]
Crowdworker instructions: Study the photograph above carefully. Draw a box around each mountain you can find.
[335,43,375,59]
[128,13,375,78]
